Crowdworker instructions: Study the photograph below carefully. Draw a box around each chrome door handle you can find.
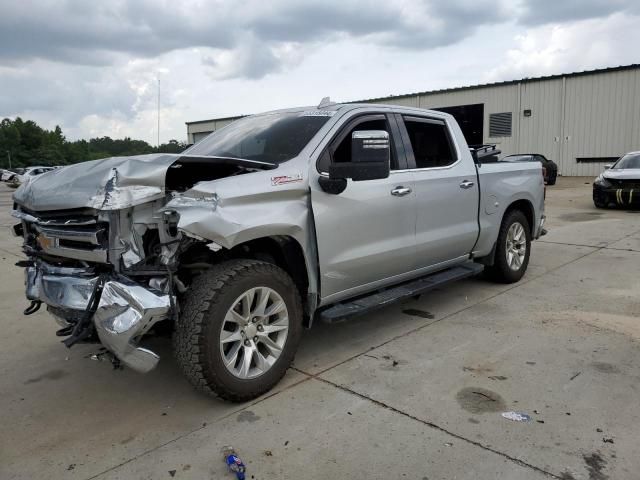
[391,186,412,197]
[459,180,475,189]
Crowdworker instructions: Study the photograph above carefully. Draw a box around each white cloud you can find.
[1,0,639,146]
[485,13,640,82]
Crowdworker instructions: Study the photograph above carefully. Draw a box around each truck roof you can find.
[186,103,452,125]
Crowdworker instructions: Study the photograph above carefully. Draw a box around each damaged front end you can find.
[15,199,179,372]
[24,260,171,372]
[13,153,278,372]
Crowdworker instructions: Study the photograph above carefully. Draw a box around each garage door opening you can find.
[433,104,484,146]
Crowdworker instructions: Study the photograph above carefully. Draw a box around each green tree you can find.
[0,116,187,168]
[156,139,188,154]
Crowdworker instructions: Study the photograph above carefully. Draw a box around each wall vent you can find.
[489,112,512,137]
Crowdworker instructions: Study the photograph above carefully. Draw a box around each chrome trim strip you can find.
[16,209,108,263]
[396,159,463,172]
[35,225,104,245]
[43,245,108,263]
[12,210,97,226]
[353,130,389,140]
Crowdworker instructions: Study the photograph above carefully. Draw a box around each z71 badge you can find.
[271,174,303,186]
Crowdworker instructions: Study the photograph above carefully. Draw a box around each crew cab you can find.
[12,102,545,401]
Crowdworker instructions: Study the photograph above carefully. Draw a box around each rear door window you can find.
[402,117,457,169]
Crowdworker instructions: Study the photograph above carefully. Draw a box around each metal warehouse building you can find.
[186,64,640,177]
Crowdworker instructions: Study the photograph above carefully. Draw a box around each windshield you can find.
[613,153,640,169]
[185,111,333,164]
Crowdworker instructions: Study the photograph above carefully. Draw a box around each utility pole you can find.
[6,150,11,169]
[157,76,161,149]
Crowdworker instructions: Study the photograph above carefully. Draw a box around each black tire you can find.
[547,171,557,186]
[485,210,531,284]
[173,259,303,402]
[593,190,608,209]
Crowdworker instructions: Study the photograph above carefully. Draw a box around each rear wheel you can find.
[547,170,557,185]
[173,259,303,402]
[485,210,531,284]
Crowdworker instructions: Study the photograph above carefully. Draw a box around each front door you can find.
[397,114,480,269]
[310,114,417,303]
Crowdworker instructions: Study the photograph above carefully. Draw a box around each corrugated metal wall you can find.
[186,67,640,174]
[367,67,640,176]
[517,79,563,166]
[420,85,521,156]
[187,117,237,144]
[561,69,640,176]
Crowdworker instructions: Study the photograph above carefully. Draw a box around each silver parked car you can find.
[2,168,23,182]
[13,103,545,401]
[8,166,55,188]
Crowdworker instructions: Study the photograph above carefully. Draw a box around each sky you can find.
[0,0,638,145]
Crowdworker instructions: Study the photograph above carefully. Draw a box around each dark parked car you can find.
[593,151,640,209]
[502,154,558,185]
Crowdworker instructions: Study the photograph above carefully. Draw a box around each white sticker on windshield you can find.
[300,110,336,117]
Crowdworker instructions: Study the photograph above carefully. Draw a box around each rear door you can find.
[310,113,417,302]
[397,114,479,269]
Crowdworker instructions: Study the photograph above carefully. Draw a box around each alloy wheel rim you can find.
[220,286,289,379]
[506,222,526,271]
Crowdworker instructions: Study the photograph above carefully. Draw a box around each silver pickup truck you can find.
[12,102,545,401]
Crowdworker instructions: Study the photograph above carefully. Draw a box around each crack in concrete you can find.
[311,375,562,479]
[83,374,313,480]
[538,239,640,253]
[306,242,605,379]
[289,230,640,478]
[82,228,640,480]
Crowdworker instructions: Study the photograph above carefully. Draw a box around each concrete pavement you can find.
[1,178,639,480]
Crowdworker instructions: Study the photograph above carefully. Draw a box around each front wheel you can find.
[173,260,303,402]
[485,210,531,284]
[593,190,608,209]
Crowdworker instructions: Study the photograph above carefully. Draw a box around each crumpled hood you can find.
[603,168,640,181]
[13,153,176,211]
[12,153,278,212]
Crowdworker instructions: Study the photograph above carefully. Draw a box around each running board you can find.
[318,262,484,324]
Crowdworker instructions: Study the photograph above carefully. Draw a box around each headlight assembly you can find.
[594,175,612,188]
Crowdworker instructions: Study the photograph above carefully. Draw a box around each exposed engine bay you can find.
[12,154,286,372]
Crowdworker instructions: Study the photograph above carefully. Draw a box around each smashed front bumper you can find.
[25,261,171,373]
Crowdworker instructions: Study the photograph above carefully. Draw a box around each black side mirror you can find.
[329,130,391,181]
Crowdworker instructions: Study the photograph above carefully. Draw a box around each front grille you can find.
[16,206,99,226]
[608,178,640,189]
[47,306,86,325]
[16,207,110,263]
